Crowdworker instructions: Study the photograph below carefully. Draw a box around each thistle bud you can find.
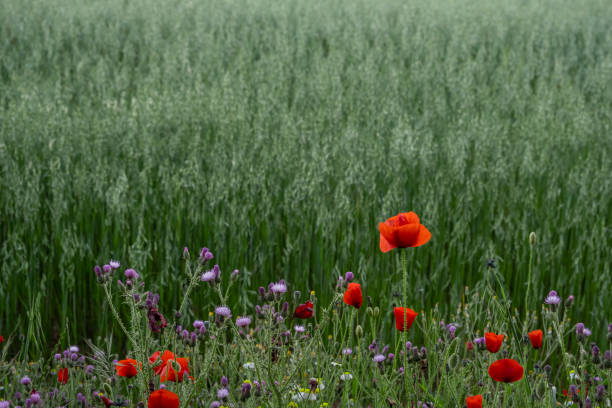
[529,232,536,245]
[182,247,190,260]
[565,295,574,308]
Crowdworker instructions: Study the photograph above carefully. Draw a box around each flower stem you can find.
[401,249,408,398]
[103,283,137,347]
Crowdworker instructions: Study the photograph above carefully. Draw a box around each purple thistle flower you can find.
[212,264,221,278]
[217,388,229,399]
[94,265,102,278]
[109,260,120,269]
[231,269,239,280]
[124,269,139,280]
[241,381,252,398]
[201,270,216,282]
[294,325,305,333]
[236,316,252,327]
[388,353,395,361]
[20,376,31,385]
[210,402,221,408]
[258,287,266,298]
[269,281,287,295]
[344,271,354,282]
[342,348,352,356]
[193,320,205,329]
[30,393,41,404]
[221,376,229,387]
[373,354,386,363]
[215,306,232,318]
[54,353,62,360]
[544,290,561,305]
[0,402,9,408]
[103,264,112,274]
[85,365,94,375]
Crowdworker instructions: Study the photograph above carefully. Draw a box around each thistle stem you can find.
[103,283,137,347]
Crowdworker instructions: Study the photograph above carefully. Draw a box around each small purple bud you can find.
[94,265,102,277]
[221,376,228,387]
[258,287,266,298]
[231,269,239,280]
[103,264,112,274]
[71,353,78,361]
[20,376,31,385]
[183,247,189,259]
[85,365,94,375]
[124,269,139,280]
[204,251,214,261]
[344,271,354,282]
[54,353,62,360]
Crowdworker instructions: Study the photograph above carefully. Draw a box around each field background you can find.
[1,0,611,356]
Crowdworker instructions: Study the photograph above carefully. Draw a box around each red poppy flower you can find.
[343,283,363,309]
[379,212,431,253]
[466,395,483,408]
[528,330,543,349]
[485,332,504,353]
[149,351,191,382]
[0,335,4,344]
[293,301,314,319]
[98,394,113,408]
[394,307,418,331]
[57,367,69,384]
[488,359,524,383]
[148,389,180,408]
[115,359,140,378]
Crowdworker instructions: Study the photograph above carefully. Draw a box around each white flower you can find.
[242,362,255,369]
[340,372,353,381]
[331,361,342,367]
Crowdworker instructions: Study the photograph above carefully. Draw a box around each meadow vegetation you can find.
[0,0,611,405]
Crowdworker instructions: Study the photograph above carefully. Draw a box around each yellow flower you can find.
[288,403,299,408]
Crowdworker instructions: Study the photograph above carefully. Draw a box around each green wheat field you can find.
[1,0,611,357]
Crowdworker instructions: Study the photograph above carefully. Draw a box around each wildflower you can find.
[57,367,69,384]
[394,307,418,331]
[340,372,353,381]
[474,337,485,350]
[0,335,3,344]
[110,260,120,269]
[604,350,612,369]
[103,264,112,274]
[345,271,354,282]
[373,354,386,363]
[217,388,229,399]
[69,345,79,353]
[544,290,561,305]
[241,381,252,399]
[236,316,252,327]
[147,307,168,333]
[201,270,216,282]
[85,365,95,375]
[215,306,232,319]
[565,295,574,307]
[488,359,524,383]
[243,362,255,369]
[343,283,363,309]
[29,392,41,404]
[209,402,221,408]
[446,324,457,339]
[591,344,600,364]
[294,325,305,333]
[148,389,179,408]
[528,330,543,349]
[378,211,431,252]
[199,247,214,262]
[293,301,314,319]
[485,332,504,353]
[575,323,591,341]
[193,320,205,330]
[387,353,395,361]
[115,359,139,378]
[270,281,287,295]
[149,351,191,382]
[342,348,352,356]
[466,395,483,408]
[0,402,8,408]
[20,376,31,385]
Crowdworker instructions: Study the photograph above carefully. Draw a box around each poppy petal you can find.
[379,222,397,247]
[396,223,420,247]
[399,212,420,225]
[379,232,396,253]
[412,224,432,247]
[488,359,524,383]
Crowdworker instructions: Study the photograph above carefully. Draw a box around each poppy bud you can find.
[355,325,363,338]
[103,383,113,396]
[293,291,301,301]
[529,232,536,245]
[373,307,380,317]
[367,307,374,316]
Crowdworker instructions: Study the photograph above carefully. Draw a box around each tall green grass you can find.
[1,0,611,354]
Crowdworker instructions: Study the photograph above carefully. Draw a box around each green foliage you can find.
[0,0,611,352]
